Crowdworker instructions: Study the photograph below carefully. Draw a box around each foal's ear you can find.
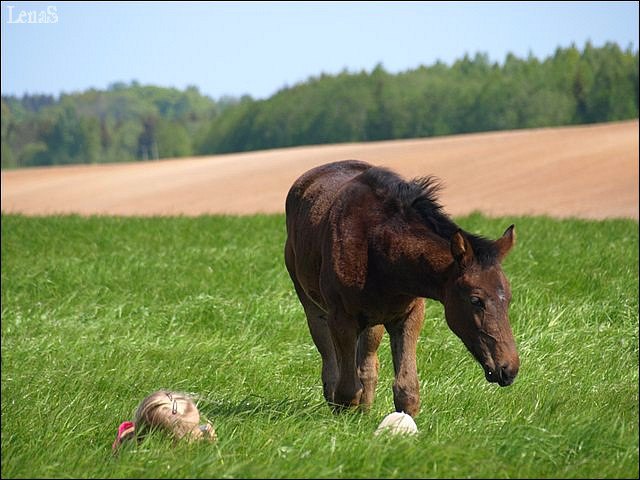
[451,229,474,269]
[495,224,516,261]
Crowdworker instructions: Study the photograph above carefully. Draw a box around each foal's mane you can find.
[358,166,499,265]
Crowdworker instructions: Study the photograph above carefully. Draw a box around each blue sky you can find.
[1,1,638,100]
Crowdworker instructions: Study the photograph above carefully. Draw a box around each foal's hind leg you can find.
[327,308,363,411]
[286,279,339,403]
[303,301,339,404]
[357,325,385,411]
[285,243,339,404]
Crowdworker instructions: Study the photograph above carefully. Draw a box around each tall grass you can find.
[1,213,638,478]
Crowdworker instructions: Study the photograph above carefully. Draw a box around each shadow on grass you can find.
[198,394,330,421]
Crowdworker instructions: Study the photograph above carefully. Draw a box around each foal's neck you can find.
[375,225,453,302]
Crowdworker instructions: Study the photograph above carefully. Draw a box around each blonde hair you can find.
[113,390,215,452]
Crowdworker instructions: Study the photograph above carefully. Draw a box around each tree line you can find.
[2,42,637,169]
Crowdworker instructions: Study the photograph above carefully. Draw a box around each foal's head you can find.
[442,225,519,386]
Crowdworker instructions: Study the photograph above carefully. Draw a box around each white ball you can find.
[374,411,419,436]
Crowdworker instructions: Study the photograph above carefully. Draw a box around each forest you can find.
[1,42,638,169]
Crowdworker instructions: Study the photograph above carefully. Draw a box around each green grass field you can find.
[1,213,638,478]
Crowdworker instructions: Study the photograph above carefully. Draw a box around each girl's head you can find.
[113,390,215,452]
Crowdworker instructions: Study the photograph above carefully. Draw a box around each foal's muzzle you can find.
[485,363,518,387]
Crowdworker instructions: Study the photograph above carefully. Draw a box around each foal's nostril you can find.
[484,368,498,383]
[485,361,518,386]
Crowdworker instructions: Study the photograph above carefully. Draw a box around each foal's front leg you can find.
[357,325,385,410]
[327,308,363,411]
[385,300,424,417]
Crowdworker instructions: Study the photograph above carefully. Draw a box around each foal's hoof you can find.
[328,389,363,413]
[329,402,364,414]
[329,402,350,414]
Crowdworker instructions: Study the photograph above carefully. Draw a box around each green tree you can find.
[156,120,192,158]
[2,43,637,168]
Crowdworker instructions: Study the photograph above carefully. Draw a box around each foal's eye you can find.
[470,296,484,308]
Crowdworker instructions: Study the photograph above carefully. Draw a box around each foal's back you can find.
[285,159,371,226]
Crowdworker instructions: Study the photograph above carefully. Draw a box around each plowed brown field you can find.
[2,120,638,220]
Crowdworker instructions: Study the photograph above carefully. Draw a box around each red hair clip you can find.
[112,421,136,452]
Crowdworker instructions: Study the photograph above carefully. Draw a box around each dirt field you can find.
[2,120,638,220]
